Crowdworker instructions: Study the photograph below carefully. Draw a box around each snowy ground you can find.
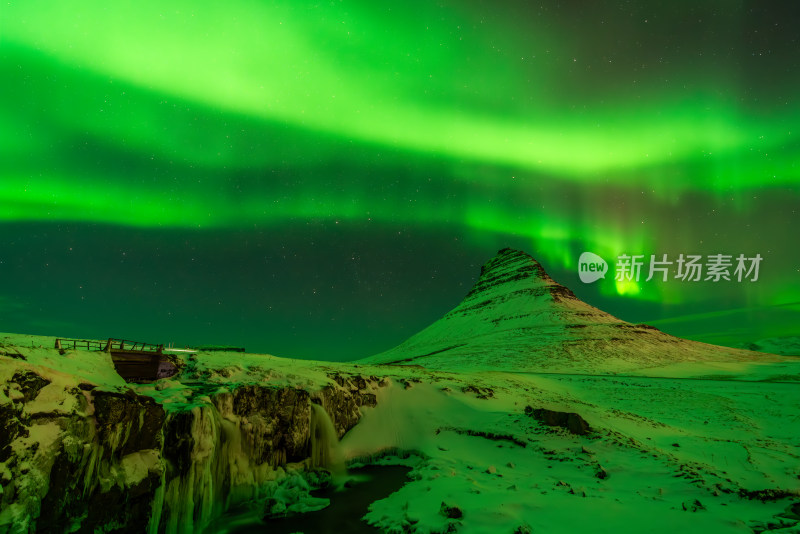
[342,368,800,533]
[2,331,799,533]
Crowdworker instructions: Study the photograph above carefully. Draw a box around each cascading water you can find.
[150,388,314,534]
[1,369,380,533]
[309,403,346,476]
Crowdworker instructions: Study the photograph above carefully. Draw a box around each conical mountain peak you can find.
[362,248,621,369]
[476,248,556,287]
[361,248,763,373]
[458,248,582,312]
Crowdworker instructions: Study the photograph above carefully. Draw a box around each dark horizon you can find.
[0,222,792,361]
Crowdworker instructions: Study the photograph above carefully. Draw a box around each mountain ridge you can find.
[360,248,777,373]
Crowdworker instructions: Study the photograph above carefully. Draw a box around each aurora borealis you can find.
[1,1,798,360]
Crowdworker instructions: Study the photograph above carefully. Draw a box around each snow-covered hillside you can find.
[3,332,800,534]
[361,248,783,374]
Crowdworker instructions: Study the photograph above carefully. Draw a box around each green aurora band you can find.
[1,0,798,357]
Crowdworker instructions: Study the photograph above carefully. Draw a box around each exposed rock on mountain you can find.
[361,248,772,373]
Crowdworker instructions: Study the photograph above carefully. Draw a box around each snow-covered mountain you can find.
[361,248,773,373]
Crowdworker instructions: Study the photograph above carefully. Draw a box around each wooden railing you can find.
[105,339,164,354]
[54,338,106,351]
[55,338,164,354]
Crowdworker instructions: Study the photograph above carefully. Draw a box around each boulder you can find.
[526,407,591,435]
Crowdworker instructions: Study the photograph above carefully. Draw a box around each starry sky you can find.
[1,1,798,360]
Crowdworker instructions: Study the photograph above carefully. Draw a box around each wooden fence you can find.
[54,338,106,351]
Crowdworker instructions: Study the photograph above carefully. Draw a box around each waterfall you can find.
[309,403,345,475]
[5,381,364,533]
[151,392,307,534]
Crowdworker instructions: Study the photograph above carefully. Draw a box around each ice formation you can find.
[309,403,345,475]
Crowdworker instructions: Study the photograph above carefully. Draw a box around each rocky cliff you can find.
[0,349,383,534]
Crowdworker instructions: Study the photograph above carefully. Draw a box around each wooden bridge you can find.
[55,337,175,383]
[55,338,164,354]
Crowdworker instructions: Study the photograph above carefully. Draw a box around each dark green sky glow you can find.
[1,1,798,359]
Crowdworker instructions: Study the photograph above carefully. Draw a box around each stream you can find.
[204,465,411,533]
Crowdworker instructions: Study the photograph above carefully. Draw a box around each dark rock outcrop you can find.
[738,488,798,502]
[314,374,382,438]
[440,501,463,519]
[226,385,312,464]
[461,385,494,399]
[11,370,50,403]
[94,390,166,456]
[38,389,165,534]
[0,371,51,462]
[525,406,592,435]
[0,401,26,463]
[162,409,196,478]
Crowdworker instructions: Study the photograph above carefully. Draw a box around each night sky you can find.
[1,1,798,360]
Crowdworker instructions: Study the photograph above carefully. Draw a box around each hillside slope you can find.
[361,248,778,373]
